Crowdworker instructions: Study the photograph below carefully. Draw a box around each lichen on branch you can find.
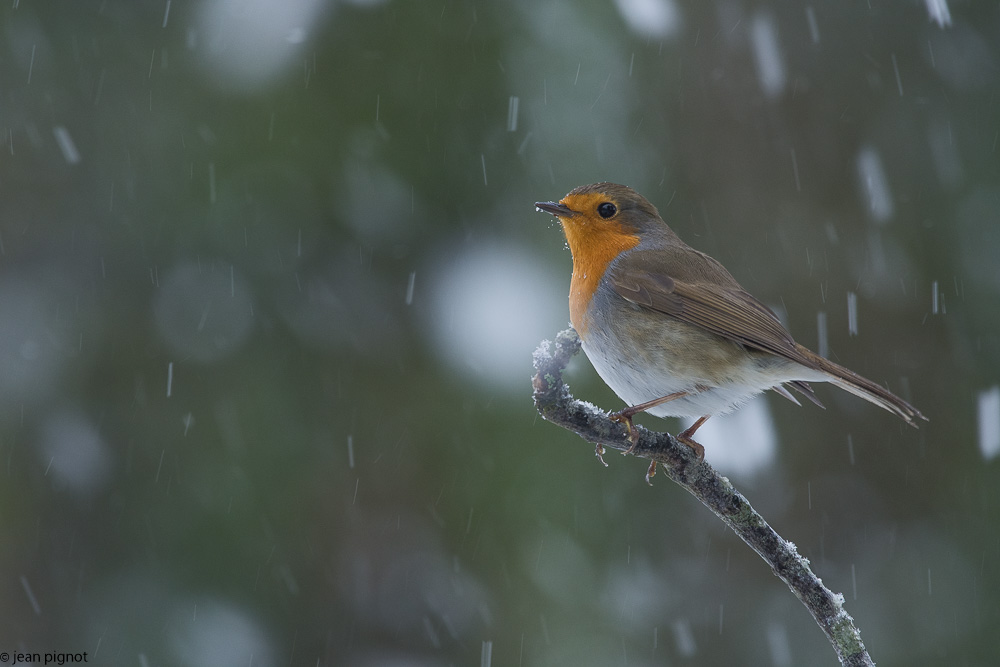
[531,328,874,667]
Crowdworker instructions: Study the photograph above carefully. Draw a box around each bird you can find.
[535,182,926,469]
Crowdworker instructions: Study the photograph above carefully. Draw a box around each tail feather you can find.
[788,380,826,409]
[794,344,927,426]
[771,384,802,406]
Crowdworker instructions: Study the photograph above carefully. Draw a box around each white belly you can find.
[579,298,824,419]
[581,337,770,418]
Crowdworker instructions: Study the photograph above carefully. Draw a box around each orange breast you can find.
[561,215,640,336]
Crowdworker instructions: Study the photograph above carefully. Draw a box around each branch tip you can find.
[530,330,874,667]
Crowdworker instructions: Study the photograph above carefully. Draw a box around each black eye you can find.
[597,202,617,218]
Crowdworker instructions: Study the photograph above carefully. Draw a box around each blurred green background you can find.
[2,1,998,665]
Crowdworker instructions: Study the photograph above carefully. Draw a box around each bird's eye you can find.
[597,202,617,218]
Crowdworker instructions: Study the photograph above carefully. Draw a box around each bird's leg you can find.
[610,390,689,453]
[644,413,708,485]
[676,416,709,461]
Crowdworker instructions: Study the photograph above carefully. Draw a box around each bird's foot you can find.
[676,434,705,461]
[609,410,641,453]
[595,444,609,467]
[644,459,657,485]
[675,416,708,462]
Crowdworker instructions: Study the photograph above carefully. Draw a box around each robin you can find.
[536,182,925,471]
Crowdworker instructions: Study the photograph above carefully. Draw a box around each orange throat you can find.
[561,219,640,336]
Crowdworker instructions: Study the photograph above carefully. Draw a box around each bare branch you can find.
[531,328,874,667]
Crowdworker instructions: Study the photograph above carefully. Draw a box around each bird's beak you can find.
[535,201,576,218]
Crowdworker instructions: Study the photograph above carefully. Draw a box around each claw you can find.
[609,410,641,454]
[595,444,609,467]
[677,435,706,461]
[677,416,709,461]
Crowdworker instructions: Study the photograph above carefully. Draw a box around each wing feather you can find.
[610,264,816,369]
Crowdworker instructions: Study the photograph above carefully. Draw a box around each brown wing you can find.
[609,262,816,369]
[609,249,926,425]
